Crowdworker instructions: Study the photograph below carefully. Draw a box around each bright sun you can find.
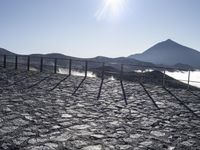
[107,0,123,12]
[95,0,127,20]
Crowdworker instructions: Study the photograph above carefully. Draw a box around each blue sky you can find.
[0,0,200,58]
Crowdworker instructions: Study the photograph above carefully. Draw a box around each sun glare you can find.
[95,0,127,20]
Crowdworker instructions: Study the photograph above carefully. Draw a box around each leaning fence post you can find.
[27,56,30,71]
[54,58,57,74]
[3,55,6,68]
[15,55,18,70]
[85,60,88,77]
[162,70,166,87]
[69,59,72,76]
[40,57,43,72]
[187,69,191,90]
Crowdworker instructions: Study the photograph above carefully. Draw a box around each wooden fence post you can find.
[27,56,30,71]
[40,57,43,72]
[85,61,88,77]
[15,55,18,70]
[162,70,166,87]
[54,58,57,74]
[69,59,72,76]
[102,62,105,79]
[120,64,124,80]
[3,55,6,68]
[187,70,191,90]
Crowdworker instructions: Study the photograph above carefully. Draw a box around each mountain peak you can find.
[129,39,200,68]
[162,39,177,44]
[155,39,181,48]
[165,39,173,42]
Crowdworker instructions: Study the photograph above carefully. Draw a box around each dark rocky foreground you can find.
[0,68,200,150]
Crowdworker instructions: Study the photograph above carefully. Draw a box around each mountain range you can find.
[0,48,155,71]
[1,39,200,70]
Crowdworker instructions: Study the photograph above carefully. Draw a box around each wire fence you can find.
[0,54,200,89]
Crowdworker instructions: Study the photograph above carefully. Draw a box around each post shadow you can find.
[138,69,159,109]
[49,59,72,91]
[97,62,105,100]
[120,64,128,105]
[72,60,88,96]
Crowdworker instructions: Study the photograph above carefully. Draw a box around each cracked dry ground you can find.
[0,68,200,150]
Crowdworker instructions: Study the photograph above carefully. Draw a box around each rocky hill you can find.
[129,39,200,69]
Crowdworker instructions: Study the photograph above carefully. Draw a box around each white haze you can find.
[58,68,117,80]
[58,68,97,78]
[109,76,116,80]
[166,70,200,88]
[134,70,200,88]
[58,67,200,88]
[134,69,154,73]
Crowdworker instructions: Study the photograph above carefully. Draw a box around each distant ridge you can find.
[0,47,155,70]
[129,39,200,69]
[0,48,15,55]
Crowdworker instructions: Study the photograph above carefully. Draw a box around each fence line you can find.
[0,54,199,90]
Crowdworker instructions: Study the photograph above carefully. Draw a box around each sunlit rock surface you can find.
[0,68,200,150]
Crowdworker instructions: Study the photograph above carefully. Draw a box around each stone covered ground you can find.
[0,68,200,150]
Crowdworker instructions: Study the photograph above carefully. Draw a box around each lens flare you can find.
[95,0,127,20]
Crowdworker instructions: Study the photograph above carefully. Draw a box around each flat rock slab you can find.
[81,145,102,150]
[0,68,200,150]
